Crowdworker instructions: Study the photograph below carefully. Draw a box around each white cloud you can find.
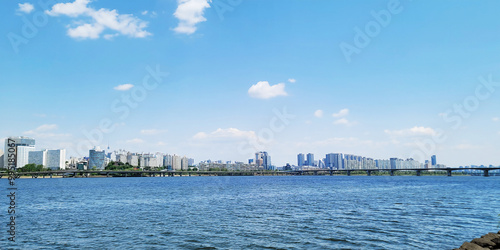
[173,0,211,35]
[193,128,257,141]
[114,84,134,91]
[140,129,167,135]
[23,124,71,140]
[384,126,437,137]
[493,117,499,122]
[25,124,58,134]
[46,0,151,39]
[288,78,296,83]
[103,33,119,40]
[126,138,144,144]
[46,0,91,17]
[314,109,323,118]
[248,81,288,99]
[454,144,480,150]
[141,10,148,15]
[332,108,349,118]
[18,3,35,14]
[333,118,356,126]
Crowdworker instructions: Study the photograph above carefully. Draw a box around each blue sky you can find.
[1,0,500,167]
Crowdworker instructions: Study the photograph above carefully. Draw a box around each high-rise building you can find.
[306,153,314,166]
[28,149,66,169]
[4,136,36,169]
[181,156,188,170]
[0,149,4,168]
[163,154,173,169]
[89,147,106,170]
[188,158,195,166]
[46,149,66,170]
[29,150,47,166]
[172,155,182,170]
[297,153,305,167]
[127,152,139,166]
[255,151,272,170]
[431,155,437,166]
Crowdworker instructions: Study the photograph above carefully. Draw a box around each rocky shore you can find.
[454,231,500,250]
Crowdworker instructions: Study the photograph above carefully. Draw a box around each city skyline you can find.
[1,1,500,167]
[4,135,500,170]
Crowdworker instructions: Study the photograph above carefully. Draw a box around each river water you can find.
[1,176,499,249]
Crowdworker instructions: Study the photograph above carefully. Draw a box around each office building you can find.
[4,136,36,169]
[47,149,66,170]
[0,149,4,168]
[431,155,437,166]
[89,147,106,170]
[255,151,272,170]
[306,153,314,166]
[297,153,305,167]
[28,149,66,170]
[29,150,47,166]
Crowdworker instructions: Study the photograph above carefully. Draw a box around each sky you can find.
[1,0,500,167]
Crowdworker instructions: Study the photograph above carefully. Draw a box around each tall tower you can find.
[255,151,272,170]
[297,153,305,167]
[431,155,437,166]
[306,153,314,166]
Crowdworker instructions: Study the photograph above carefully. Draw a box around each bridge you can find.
[288,167,500,177]
[0,167,498,178]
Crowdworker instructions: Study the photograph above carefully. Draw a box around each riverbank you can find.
[454,231,500,249]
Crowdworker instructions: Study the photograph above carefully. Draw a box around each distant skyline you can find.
[1,0,500,167]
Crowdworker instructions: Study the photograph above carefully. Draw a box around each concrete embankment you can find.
[453,231,500,250]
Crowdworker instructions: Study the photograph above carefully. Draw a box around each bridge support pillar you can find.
[107,173,110,178]
[390,170,394,176]
[330,170,333,176]
[366,170,371,176]
[50,174,53,178]
[347,170,351,176]
[314,171,318,176]
[447,170,452,177]
[484,170,489,177]
[416,170,421,176]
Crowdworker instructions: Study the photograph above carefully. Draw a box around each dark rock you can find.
[459,241,488,250]
[492,237,500,245]
[481,233,500,241]
[471,237,496,248]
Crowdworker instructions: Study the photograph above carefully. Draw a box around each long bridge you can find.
[0,167,499,178]
[290,167,500,177]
